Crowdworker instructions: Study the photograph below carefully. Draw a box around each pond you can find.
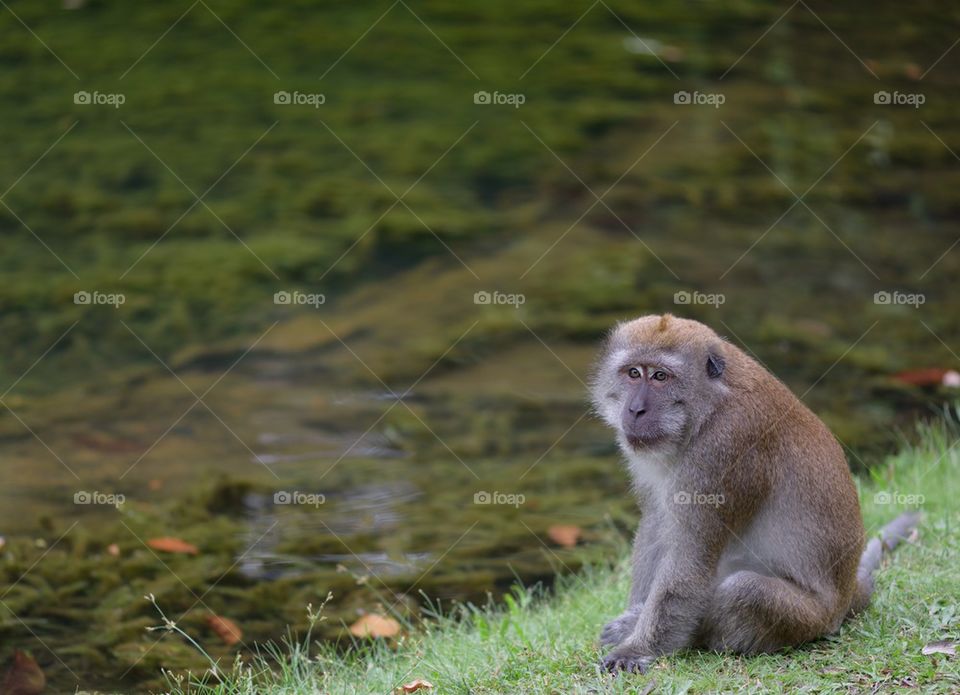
[0,1,958,691]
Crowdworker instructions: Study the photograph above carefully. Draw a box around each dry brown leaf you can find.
[1,650,45,695]
[106,543,120,557]
[892,367,949,387]
[206,614,243,646]
[547,524,581,548]
[147,537,199,555]
[349,613,401,638]
[396,678,434,693]
[922,640,956,657]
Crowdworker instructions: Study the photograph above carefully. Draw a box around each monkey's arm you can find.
[627,510,667,606]
[602,513,726,673]
[600,511,666,646]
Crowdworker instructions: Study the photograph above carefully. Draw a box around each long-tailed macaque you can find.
[591,314,919,672]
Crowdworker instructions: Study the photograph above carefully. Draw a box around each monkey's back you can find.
[717,344,866,620]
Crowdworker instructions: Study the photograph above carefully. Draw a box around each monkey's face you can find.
[613,360,686,448]
[591,315,728,453]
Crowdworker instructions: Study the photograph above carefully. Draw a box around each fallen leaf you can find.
[922,640,956,657]
[206,614,243,646]
[148,478,163,491]
[547,524,581,548]
[0,536,6,551]
[349,613,400,638]
[892,368,949,387]
[107,543,120,557]
[396,678,434,693]
[1,650,45,695]
[147,537,199,555]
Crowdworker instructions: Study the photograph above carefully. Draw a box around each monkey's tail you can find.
[848,511,921,615]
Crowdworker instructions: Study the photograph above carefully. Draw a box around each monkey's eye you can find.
[650,370,668,382]
[627,367,642,379]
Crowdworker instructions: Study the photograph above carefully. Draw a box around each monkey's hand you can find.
[599,606,641,647]
[601,649,655,674]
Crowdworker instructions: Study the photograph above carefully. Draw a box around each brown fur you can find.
[592,314,917,672]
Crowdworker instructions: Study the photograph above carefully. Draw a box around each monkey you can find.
[590,314,920,673]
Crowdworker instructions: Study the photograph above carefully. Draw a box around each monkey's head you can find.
[591,314,729,452]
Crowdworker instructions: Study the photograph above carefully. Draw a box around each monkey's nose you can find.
[629,405,646,417]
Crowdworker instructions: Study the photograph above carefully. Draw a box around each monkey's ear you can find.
[706,352,725,379]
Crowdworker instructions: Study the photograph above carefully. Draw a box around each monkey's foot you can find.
[601,649,654,674]
[599,608,640,647]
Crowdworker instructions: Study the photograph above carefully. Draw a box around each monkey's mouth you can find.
[624,430,666,448]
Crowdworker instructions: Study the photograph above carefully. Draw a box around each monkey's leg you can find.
[704,570,837,654]
[600,515,665,647]
[599,606,641,648]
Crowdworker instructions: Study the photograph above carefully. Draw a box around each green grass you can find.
[158,415,960,694]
